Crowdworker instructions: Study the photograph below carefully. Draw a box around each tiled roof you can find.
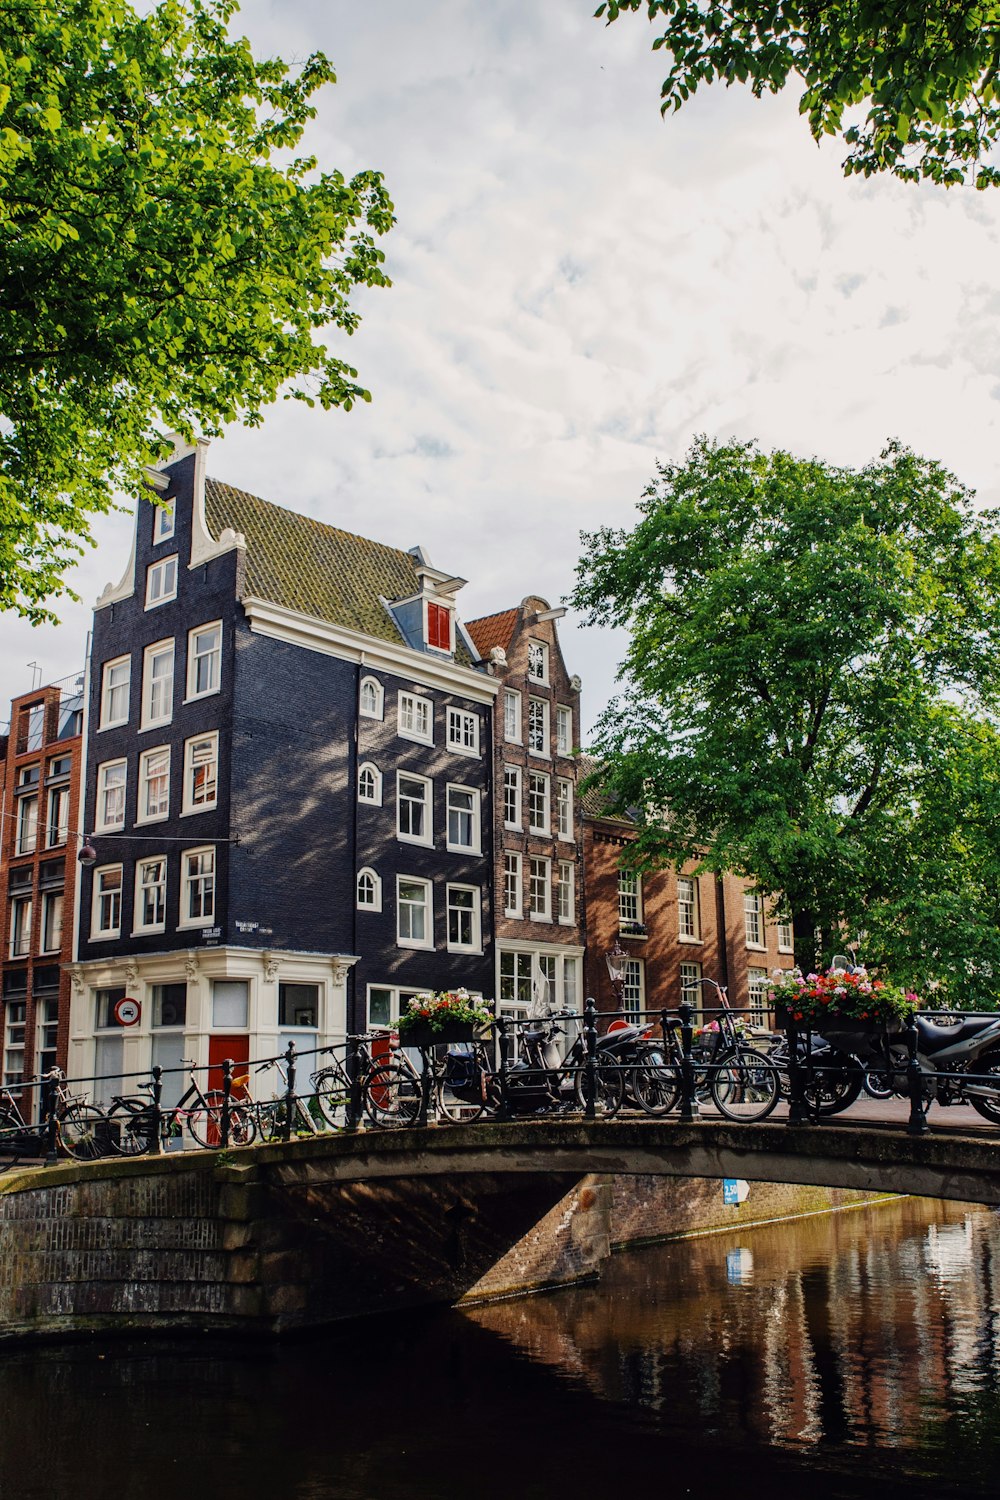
[465,608,518,659]
[577,755,637,825]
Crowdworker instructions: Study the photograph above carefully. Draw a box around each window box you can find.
[619,920,648,939]
[399,1019,478,1048]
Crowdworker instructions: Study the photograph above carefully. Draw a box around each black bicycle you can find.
[107,1062,256,1154]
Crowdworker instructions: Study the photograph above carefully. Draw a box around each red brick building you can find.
[581,772,795,1023]
[0,682,84,1102]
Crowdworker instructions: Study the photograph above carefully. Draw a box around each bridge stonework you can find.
[0,1119,998,1343]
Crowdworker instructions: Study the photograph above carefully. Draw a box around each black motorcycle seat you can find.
[916,1016,1000,1052]
[596,1028,640,1050]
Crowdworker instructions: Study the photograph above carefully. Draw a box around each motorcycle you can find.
[503,1008,655,1117]
[767,1030,864,1117]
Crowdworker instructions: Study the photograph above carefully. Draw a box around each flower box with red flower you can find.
[395,989,494,1049]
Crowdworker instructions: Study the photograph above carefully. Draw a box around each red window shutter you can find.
[428,602,450,650]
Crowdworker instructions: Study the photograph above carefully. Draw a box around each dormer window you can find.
[426,601,452,653]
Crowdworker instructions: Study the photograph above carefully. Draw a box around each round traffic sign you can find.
[114,996,141,1027]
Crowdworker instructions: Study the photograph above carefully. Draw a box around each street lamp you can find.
[605,939,627,1015]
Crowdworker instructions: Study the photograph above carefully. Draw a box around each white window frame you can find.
[179,846,215,928]
[40,890,63,954]
[182,732,219,815]
[622,957,645,1021]
[153,498,175,544]
[527,639,549,684]
[100,656,131,729]
[557,860,575,925]
[556,778,574,840]
[141,638,174,731]
[527,696,549,756]
[527,772,550,836]
[447,707,479,757]
[10,895,32,958]
[529,856,551,922]
[16,794,38,855]
[145,554,178,608]
[397,771,433,847]
[503,689,521,744]
[133,856,167,935]
[446,783,480,853]
[358,763,383,806]
[503,766,521,830]
[357,868,382,912]
[186,621,222,701]
[748,967,770,1027]
[677,875,700,940]
[680,960,702,1013]
[359,676,384,719]
[446,884,481,953]
[744,891,764,948]
[556,704,573,756]
[397,875,433,950]
[398,691,433,746]
[95,759,127,833]
[45,783,70,849]
[92,865,123,939]
[618,869,642,925]
[503,853,522,918]
[137,745,171,825]
[777,914,794,953]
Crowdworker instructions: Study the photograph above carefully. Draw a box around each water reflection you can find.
[0,1196,997,1499]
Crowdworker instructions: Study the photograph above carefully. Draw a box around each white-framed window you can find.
[744,890,764,947]
[397,772,432,846]
[503,766,521,829]
[187,621,222,700]
[40,891,63,953]
[677,876,700,940]
[358,763,383,805]
[498,950,582,1015]
[499,950,534,1009]
[10,895,32,957]
[618,868,642,925]
[777,913,794,952]
[134,857,166,933]
[447,884,481,952]
[92,865,123,938]
[748,967,770,1028]
[556,778,573,840]
[503,689,521,743]
[137,746,170,824]
[212,979,247,1028]
[446,784,480,852]
[46,784,70,848]
[557,860,575,925]
[100,656,131,729]
[4,997,26,1088]
[145,554,178,608]
[359,676,384,719]
[96,760,127,832]
[397,876,432,949]
[366,984,425,1030]
[182,733,218,814]
[357,868,382,911]
[556,704,573,756]
[527,772,550,835]
[398,691,433,745]
[180,847,215,926]
[680,960,702,1013]
[563,955,579,1012]
[527,639,548,684]
[527,696,549,756]
[503,853,522,917]
[141,638,174,729]
[279,982,320,1030]
[153,498,176,544]
[529,857,551,921]
[447,707,479,756]
[622,958,645,1022]
[16,794,38,855]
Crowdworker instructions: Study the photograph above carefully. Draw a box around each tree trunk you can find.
[792,909,820,974]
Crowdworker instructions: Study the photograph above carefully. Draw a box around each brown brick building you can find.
[467,598,584,1022]
[581,774,795,1022]
[0,682,84,1104]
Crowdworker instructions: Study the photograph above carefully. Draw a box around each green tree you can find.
[596,1,1000,188]
[570,436,1000,991]
[0,0,393,622]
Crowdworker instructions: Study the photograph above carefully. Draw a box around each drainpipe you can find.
[715,875,730,992]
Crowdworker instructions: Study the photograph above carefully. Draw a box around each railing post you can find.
[345,1035,362,1131]
[42,1074,59,1166]
[583,997,598,1120]
[785,1019,810,1126]
[150,1064,164,1155]
[417,1044,432,1128]
[495,1016,512,1122]
[221,1058,233,1149]
[678,1002,695,1121]
[283,1041,297,1142]
[905,1018,929,1136]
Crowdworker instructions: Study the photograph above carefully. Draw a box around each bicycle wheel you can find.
[255,1100,283,1143]
[227,1105,256,1147]
[435,1049,493,1124]
[107,1099,158,1155]
[632,1061,682,1116]
[59,1103,107,1160]
[803,1064,864,1117]
[363,1064,421,1129]
[711,1049,780,1122]
[313,1066,349,1129]
[573,1062,625,1118]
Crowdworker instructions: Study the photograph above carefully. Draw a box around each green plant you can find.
[769,967,919,1027]
[396,990,493,1037]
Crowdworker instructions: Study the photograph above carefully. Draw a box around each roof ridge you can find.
[204,476,418,566]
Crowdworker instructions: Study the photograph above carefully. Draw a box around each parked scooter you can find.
[504,1008,651,1117]
[767,1030,864,1116]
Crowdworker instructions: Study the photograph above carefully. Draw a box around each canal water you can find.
[0,1195,998,1499]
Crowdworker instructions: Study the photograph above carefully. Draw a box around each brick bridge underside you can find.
[1,1118,998,1344]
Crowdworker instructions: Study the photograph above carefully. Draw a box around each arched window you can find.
[357,868,382,911]
[359,676,383,719]
[358,763,382,805]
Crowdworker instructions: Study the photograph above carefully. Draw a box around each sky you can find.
[4,0,1000,735]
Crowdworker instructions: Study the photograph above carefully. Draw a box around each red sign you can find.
[114,997,141,1027]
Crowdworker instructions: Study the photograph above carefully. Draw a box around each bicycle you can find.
[107,1061,256,1154]
[250,1058,323,1142]
[634,981,780,1122]
[0,1072,108,1160]
[311,1034,399,1129]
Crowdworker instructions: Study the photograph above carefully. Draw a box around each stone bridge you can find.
[1,1117,998,1343]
